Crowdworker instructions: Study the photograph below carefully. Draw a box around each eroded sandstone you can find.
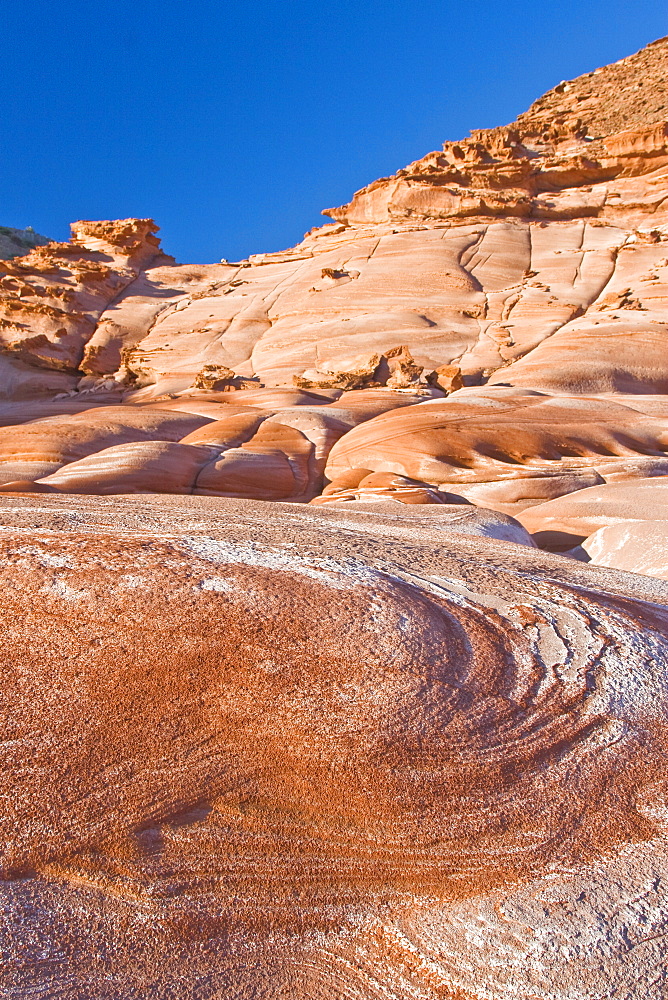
[2,35,668,1000]
[1,494,668,999]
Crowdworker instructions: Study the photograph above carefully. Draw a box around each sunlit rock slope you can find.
[0,40,665,584]
[2,37,668,1000]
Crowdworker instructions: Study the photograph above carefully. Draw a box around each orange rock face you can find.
[2,35,668,1000]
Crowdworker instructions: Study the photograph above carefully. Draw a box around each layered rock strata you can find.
[2,36,668,1000]
[2,494,668,1000]
[2,41,668,400]
[0,42,665,587]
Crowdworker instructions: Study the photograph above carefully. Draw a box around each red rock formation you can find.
[324,391,668,510]
[518,475,668,548]
[3,37,668,999]
[0,42,665,574]
[325,38,668,227]
[0,405,210,485]
[2,494,668,998]
[0,219,166,380]
[0,43,666,407]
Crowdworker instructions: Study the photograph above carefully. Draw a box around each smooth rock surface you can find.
[518,476,668,548]
[579,520,668,579]
[324,391,668,499]
[0,42,665,589]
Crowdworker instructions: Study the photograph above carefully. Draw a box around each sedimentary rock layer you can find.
[1,41,668,399]
[1,494,668,999]
[0,43,666,588]
[0,41,665,591]
[2,36,668,1000]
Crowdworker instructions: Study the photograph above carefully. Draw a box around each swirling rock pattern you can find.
[2,37,668,1000]
[324,391,668,500]
[0,494,667,999]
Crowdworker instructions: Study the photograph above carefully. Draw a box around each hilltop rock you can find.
[0,219,171,380]
[0,225,50,260]
[325,38,668,227]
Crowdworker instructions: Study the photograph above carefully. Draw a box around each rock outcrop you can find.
[3,43,668,401]
[0,225,50,260]
[0,43,665,564]
[325,36,668,227]
[3,36,668,1000]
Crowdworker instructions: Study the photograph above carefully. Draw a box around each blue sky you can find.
[1,1,666,263]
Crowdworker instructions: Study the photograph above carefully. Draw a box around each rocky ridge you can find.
[326,35,668,226]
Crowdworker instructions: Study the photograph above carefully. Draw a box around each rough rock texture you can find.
[2,36,668,1000]
[326,36,668,227]
[3,43,668,400]
[0,43,664,578]
[2,493,668,1000]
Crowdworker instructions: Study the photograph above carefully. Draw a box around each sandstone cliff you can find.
[0,41,666,573]
[2,39,667,400]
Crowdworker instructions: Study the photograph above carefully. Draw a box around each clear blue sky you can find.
[1,1,665,263]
